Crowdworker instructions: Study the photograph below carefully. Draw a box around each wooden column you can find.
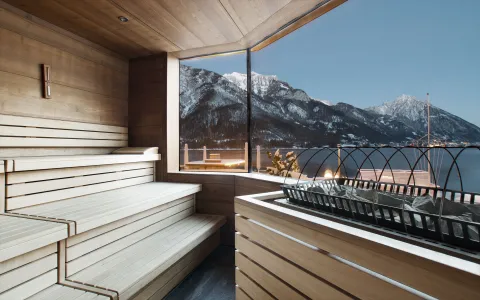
[129,54,169,181]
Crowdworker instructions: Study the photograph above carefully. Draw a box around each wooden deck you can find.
[184,159,246,171]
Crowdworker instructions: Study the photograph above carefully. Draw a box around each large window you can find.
[179,0,480,184]
[179,53,248,172]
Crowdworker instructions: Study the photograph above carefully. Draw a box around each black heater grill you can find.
[282,179,480,251]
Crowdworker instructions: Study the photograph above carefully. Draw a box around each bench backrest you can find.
[0,114,127,157]
[4,156,159,211]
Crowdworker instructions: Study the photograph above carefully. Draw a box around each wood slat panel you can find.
[7,175,153,210]
[0,148,117,158]
[0,253,57,293]
[235,268,274,300]
[9,154,160,172]
[0,4,128,73]
[235,233,351,299]
[0,173,4,213]
[66,208,194,276]
[0,269,57,300]
[0,137,127,148]
[0,243,56,275]
[235,200,480,300]
[235,251,303,300]
[0,114,127,133]
[130,231,220,300]
[235,215,419,299]
[0,72,127,127]
[235,286,251,300]
[67,195,193,247]
[7,168,153,197]
[0,27,127,99]
[7,162,153,184]
[0,126,127,141]
[67,200,194,261]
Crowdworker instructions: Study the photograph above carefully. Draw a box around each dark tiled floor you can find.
[164,245,236,300]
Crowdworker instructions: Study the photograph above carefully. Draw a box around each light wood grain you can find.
[235,251,303,300]
[0,173,4,213]
[7,168,153,197]
[66,201,193,261]
[235,197,480,300]
[0,243,56,275]
[8,154,160,172]
[235,285,251,300]
[236,215,419,299]
[0,253,57,293]
[7,162,153,184]
[130,231,220,300]
[69,214,225,298]
[0,269,57,300]
[235,268,274,300]
[235,233,351,299]
[3,0,347,59]
[0,215,67,262]
[67,195,193,247]
[7,175,153,210]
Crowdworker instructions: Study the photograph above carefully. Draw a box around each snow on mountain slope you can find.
[180,65,480,147]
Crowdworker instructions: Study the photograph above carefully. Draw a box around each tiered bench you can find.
[0,153,225,300]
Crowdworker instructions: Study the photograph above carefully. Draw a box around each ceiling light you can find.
[118,16,129,22]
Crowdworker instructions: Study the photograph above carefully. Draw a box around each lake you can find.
[180,147,480,193]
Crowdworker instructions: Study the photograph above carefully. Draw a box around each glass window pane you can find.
[179,52,248,172]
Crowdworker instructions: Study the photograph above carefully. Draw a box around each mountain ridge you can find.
[180,65,480,148]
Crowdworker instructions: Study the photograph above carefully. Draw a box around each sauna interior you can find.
[0,0,479,299]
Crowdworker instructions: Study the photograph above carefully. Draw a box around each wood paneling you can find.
[0,2,129,138]
[167,173,284,246]
[2,0,347,58]
[129,54,168,180]
[235,194,480,300]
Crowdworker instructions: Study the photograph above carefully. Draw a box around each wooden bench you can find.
[0,115,226,299]
[1,154,225,299]
[0,215,109,300]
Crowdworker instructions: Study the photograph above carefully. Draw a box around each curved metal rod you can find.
[441,146,478,196]
[367,146,398,185]
[405,147,438,187]
[312,147,350,181]
[435,146,464,192]
[295,147,333,185]
[351,147,380,182]
[333,148,364,180]
[375,146,418,187]
[282,147,313,184]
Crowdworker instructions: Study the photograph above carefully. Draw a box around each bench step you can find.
[11,182,201,235]
[68,214,225,300]
[27,284,110,300]
[0,215,68,262]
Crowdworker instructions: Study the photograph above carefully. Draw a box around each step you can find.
[0,214,67,262]
[11,182,201,235]
[68,214,226,300]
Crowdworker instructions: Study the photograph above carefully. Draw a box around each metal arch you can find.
[295,147,335,185]
[441,146,479,195]
[366,146,398,185]
[405,147,438,187]
[375,146,417,187]
[352,147,380,182]
[312,147,351,181]
[334,148,364,180]
[282,147,315,185]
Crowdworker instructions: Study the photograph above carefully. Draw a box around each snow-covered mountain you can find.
[180,65,480,148]
[367,95,480,142]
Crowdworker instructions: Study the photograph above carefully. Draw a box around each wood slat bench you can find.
[1,151,225,299]
[0,215,109,300]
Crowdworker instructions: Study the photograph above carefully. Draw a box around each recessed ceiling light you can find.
[118,16,129,22]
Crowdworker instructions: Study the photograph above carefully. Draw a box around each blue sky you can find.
[182,0,480,126]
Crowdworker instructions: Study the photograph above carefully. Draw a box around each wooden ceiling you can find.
[2,0,346,59]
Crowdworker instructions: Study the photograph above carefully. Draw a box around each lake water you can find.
[180,147,480,193]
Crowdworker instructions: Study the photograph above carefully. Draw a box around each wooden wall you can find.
[0,3,128,126]
[168,173,281,245]
[0,2,129,157]
[129,54,168,181]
